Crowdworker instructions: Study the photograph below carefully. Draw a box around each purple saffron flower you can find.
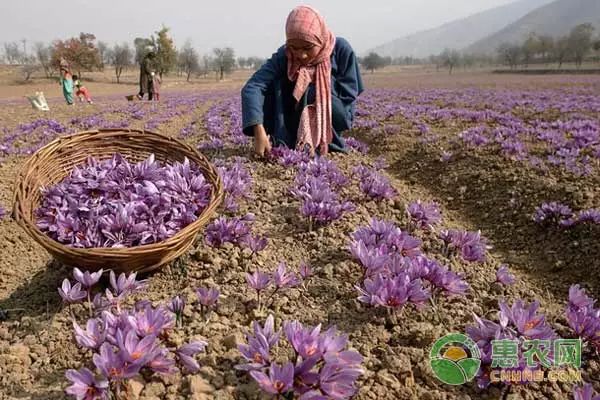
[268,146,310,166]
[345,137,369,154]
[133,306,174,337]
[272,263,301,289]
[299,390,329,399]
[196,287,220,307]
[349,240,389,276]
[243,234,268,254]
[533,202,573,225]
[496,264,515,286]
[252,315,280,347]
[358,169,397,201]
[246,271,271,292]
[249,362,294,395]
[499,300,556,340]
[93,343,141,381]
[573,384,600,400]
[440,151,453,162]
[357,273,430,309]
[449,230,488,263]
[237,315,281,371]
[217,160,253,212]
[284,320,323,359]
[319,362,364,399]
[109,271,146,296]
[576,209,600,225]
[116,329,158,365]
[565,284,600,349]
[65,368,109,400]
[299,262,313,280]
[204,214,253,247]
[292,176,355,225]
[147,348,177,375]
[73,319,107,350]
[407,200,442,230]
[176,340,208,373]
[0,206,7,221]
[568,284,596,310]
[372,157,389,170]
[73,268,103,289]
[237,335,273,371]
[58,279,87,304]
[425,264,469,296]
[296,158,349,189]
[167,295,186,316]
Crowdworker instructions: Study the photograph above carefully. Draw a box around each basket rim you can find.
[12,128,224,256]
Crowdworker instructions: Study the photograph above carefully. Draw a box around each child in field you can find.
[241,5,364,157]
[73,75,93,104]
[59,57,74,105]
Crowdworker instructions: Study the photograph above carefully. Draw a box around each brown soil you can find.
[0,68,598,400]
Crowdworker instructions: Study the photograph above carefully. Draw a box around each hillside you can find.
[369,0,553,58]
[467,0,600,54]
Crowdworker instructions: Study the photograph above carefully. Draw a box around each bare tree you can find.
[537,35,554,64]
[20,55,39,81]
[3,42,23,64]
[245,56,265,70]
[178,40,199,82]
[497,43,521,69]
[521,33,539,67]
[568,23,595,68]
[552,36,571,69]
[440,48,461,74]
[212,47,236,80]
[97,41,109,69]
[109,42,133,83]
[198,54,212,77]
[34,42,55,78]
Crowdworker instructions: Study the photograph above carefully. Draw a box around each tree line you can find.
[1,26,267,82]
[359,23,600,74]
[496,23,599,69]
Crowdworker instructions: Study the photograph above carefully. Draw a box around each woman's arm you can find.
[241,48,284,136]
[333,38,364,106]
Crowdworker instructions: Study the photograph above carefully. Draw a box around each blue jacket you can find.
[241,37,364,149]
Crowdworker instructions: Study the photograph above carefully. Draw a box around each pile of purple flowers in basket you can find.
[36,153,213,248]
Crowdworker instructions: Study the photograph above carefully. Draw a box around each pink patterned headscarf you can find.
[285,5,336,155]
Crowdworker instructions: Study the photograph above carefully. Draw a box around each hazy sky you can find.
[2,0,520,57]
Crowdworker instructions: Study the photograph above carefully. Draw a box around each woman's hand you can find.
[253,124,271,157]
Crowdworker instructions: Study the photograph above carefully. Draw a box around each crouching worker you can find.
[241,5,364,157]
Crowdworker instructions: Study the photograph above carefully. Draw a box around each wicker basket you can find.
[12,128,224,274]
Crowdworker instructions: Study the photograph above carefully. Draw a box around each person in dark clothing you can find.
[241,5,364,157]
[137,49,156,100]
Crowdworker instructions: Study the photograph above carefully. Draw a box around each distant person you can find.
[137,48,156,100]
[59,57,74,105]
[73,75,93,104]
[241,5,364,157]
[152,73,161,101]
